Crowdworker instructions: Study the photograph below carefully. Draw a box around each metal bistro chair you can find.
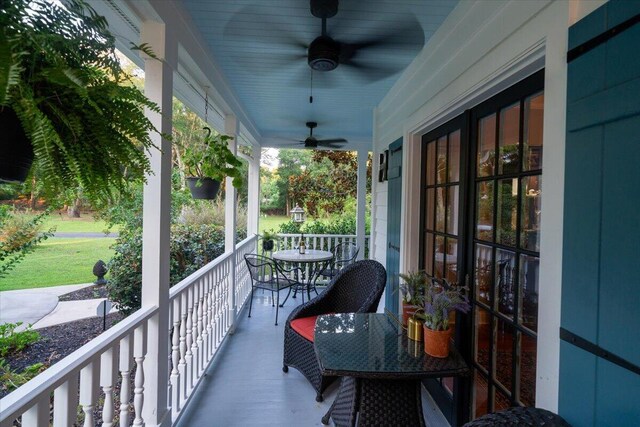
[244,253,303,326]
[314,242,360,288]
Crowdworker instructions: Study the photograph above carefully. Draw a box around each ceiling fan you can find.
[223,1,425,84]
[287,122,347,148]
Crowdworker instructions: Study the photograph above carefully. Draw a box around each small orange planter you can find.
[423,326,452,358]
[402,302,419,326]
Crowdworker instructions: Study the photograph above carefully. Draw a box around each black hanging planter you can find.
[262,239,275,251]
[0,108,34,183]
[186,177,221,200]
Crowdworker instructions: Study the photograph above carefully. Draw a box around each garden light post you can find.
[290,204,305,224]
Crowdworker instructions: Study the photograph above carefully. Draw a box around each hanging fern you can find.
[0,0,160,204]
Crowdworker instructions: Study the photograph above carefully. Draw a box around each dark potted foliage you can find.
[182,129,244,199]
[261,229,277,251]
[0,0,161,204]
[398,271,428,326]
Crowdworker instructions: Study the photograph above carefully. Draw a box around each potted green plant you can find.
[398,271,428,327]
[418,276,470,358]
[260,229,277,252]
[182,128,244,199]
[0,0,162,205]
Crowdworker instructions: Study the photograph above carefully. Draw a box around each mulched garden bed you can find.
[58,284,108,301]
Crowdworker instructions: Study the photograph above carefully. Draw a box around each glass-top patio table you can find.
[272,249,333,304]
[314,313,469,427]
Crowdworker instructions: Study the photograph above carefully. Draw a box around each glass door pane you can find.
[469,80,544,416]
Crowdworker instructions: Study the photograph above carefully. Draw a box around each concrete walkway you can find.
[0,283,117,329]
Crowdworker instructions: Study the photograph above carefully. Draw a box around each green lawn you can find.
[0,238,116,291]
[258,215,289,234]
[20,213,119,233]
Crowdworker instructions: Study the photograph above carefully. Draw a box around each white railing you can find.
[0,235,257,427]
[167,235,256,422]
[275,233,369,256]
[0,305,157,427]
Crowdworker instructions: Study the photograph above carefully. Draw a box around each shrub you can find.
[277,213,368,236]
[179,197,247,240]
[0,359,45,393]
[0,322,40,357]
[107,224,225,315]
[0,210,55,278]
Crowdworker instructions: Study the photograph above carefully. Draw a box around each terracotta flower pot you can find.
[423,326,452,358]
[402,302,419,326]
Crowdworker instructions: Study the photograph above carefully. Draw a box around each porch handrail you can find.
[275,233,370,255]
[0,235,258,427]
[0,305,158,426]
[166,234,257,422]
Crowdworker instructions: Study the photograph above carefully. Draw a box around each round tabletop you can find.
[272,249,333,263]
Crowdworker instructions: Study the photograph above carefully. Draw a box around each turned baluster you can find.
[185,286,194,393]
[170,297,181,416]
[100,346,117,427]
[119,333,133,427]
[132,323,147,427]
[179,292,188,401]
[79,358,100,427]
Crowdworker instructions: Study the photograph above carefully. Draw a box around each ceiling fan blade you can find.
[223,5,309,70]
[223,5,309,49]
[317,138,347,144]
[316,142,345,148]
[339,59,404,82]
[334,15,424,63]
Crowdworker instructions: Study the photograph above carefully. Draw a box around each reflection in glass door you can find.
[420,114,467,425]
[470,81,543,417]
[419,71,544,423]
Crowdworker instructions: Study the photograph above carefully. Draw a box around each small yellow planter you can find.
[407,317,424,341]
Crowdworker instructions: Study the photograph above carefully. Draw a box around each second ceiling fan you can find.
[288,122,347,149]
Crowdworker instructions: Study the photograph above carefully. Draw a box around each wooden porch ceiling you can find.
[180,0,459,149]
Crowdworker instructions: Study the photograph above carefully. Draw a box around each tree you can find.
[272,149,313,214]
[0,208,54,278]
[287,150,371,217]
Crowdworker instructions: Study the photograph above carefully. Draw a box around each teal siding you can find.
[560,2,640,426]
[385,138,402,317]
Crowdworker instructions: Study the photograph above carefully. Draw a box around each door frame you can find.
[419,112,471,426]
[416,70,545,423]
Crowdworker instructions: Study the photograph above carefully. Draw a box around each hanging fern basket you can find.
[186,177,221,199]
[0,108,33,183]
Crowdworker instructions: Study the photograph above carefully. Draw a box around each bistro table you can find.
[314,313,469,427]
[272,249,333,304]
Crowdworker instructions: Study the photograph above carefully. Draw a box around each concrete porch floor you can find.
[176,290,450,427]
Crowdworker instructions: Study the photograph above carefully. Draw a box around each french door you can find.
[419,71,544,423]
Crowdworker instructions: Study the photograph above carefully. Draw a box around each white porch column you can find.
[246,146,261,237]
[355,149,368,260]
[140,20,174,427]
[225,115,239,328]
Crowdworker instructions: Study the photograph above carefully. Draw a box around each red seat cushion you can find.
[290,315,320,342]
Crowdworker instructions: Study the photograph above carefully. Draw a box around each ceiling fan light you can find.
[310,0,338,19]
[308,36,339,71]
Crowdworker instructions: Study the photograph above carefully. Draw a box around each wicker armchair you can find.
[463,407,571,426]
[244,254,303,326]
[283,259,386,402]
